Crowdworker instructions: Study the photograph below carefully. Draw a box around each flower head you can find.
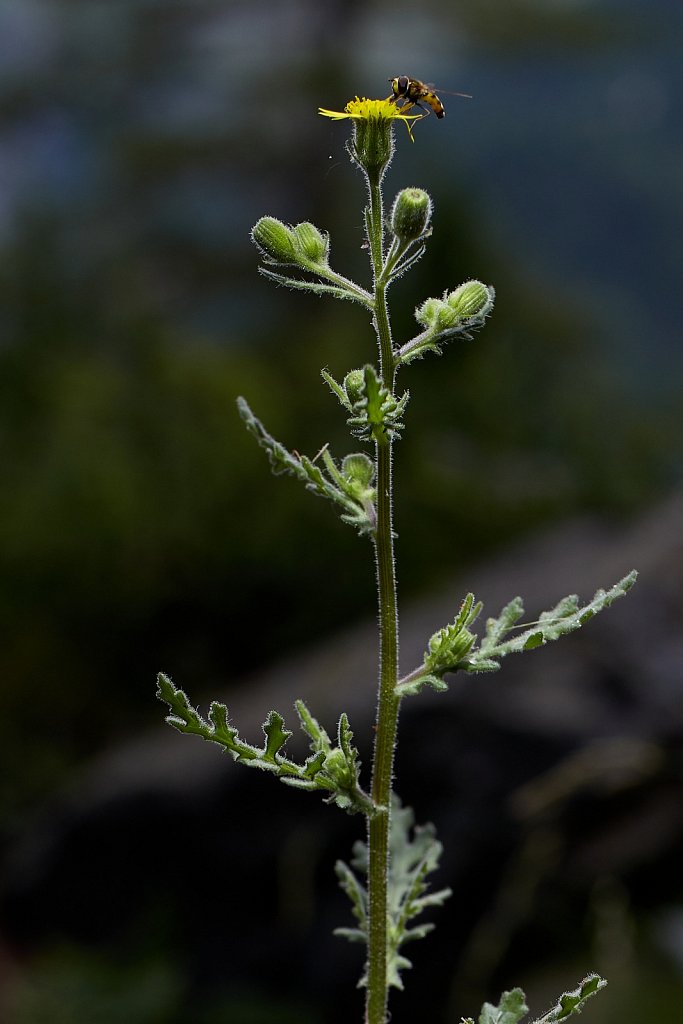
[320,96,421,180]
[319,96,422,141]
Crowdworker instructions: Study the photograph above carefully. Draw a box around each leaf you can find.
[295,699,332,750]
[531,975,607,1023]
[347,365,409,443]
[466,975,606,1024]
[465,571,638,673]
[258,267,373,307]
[334,858,368,937]
[207,702,258,762]
[484,596,525,647]
[395,672,449,698]
[237,397,376,536]
[321,368,352,411]
[157,675,375,813]
[388,242,428,282]
[335,795,451,989]
[157,672,208,737]
[398,572,638,694]
[478,989,529,1024]
[237,396,305,477]
[262,711,292,763]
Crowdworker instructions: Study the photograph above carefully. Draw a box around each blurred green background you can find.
[0,0,681,1021]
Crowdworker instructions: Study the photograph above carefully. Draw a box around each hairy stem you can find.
[365,173,401,1024]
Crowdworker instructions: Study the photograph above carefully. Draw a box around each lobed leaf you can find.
[347,365,409,443]
[462,975,607,1024]
[395,672,449,698]
[321,368,353,411]
[397,572,637,696]
[467,571,638,673]
[294,698,332,749]
[531,974,607,1023]
[478,989,529,1024]
[335,796,451,989]
[237,397,376,536]
[157,676,375,815]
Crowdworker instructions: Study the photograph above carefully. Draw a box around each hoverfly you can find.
[387,75,471,120]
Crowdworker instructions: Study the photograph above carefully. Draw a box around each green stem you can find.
[316,265,375,307]
[365,172,401,1024]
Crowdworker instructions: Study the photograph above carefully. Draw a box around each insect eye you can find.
[398,76,409,91]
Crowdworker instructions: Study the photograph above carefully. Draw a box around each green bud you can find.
[323,747,352,787]
[415,282,495,333]
[343,368,365,406]
[435,302,460,330]
[291,222,330,265]
[426,623,477,674]
[341,453,375,503]
[341,453,374,489]
[414,297,443,329]
[251,216,297,264]
[445,280,494,320]
[390,188,432,244]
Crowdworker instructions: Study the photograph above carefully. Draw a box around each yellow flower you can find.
[319,96,422,141]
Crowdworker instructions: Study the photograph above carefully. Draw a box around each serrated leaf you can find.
[262,711,292,762]
[464,571,637,674]
[237,396,375,536]
[334,858,368,946]
[207,702,258,761]
[338,713,355,763]
[157,673,207,735]
[478,988,529,1024]
[279,776,318,791]
[397,572,636,697]
[333,927,366,944]
[321,368,352,411]
[335,796,450,990]
[347,364,409,443]
[295,699,332,751]
[532,974,606,1023]
[485,597,525,645]
[395,673,449,697]
[158,675,375,813]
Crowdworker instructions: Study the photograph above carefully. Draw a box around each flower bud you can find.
[291,222,330,265]
[343,368,365,406]
[415,282,494,333]
[415,297,446,330]
[251,217,297,264]
[341,453,375,496]
[445,280,494,320]
[323,747,352,787]
[390,188,432,244]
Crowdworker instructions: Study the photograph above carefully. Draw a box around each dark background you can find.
[0,1,681,1021]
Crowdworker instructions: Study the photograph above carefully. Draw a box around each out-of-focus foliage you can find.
[3,943,317,1024]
